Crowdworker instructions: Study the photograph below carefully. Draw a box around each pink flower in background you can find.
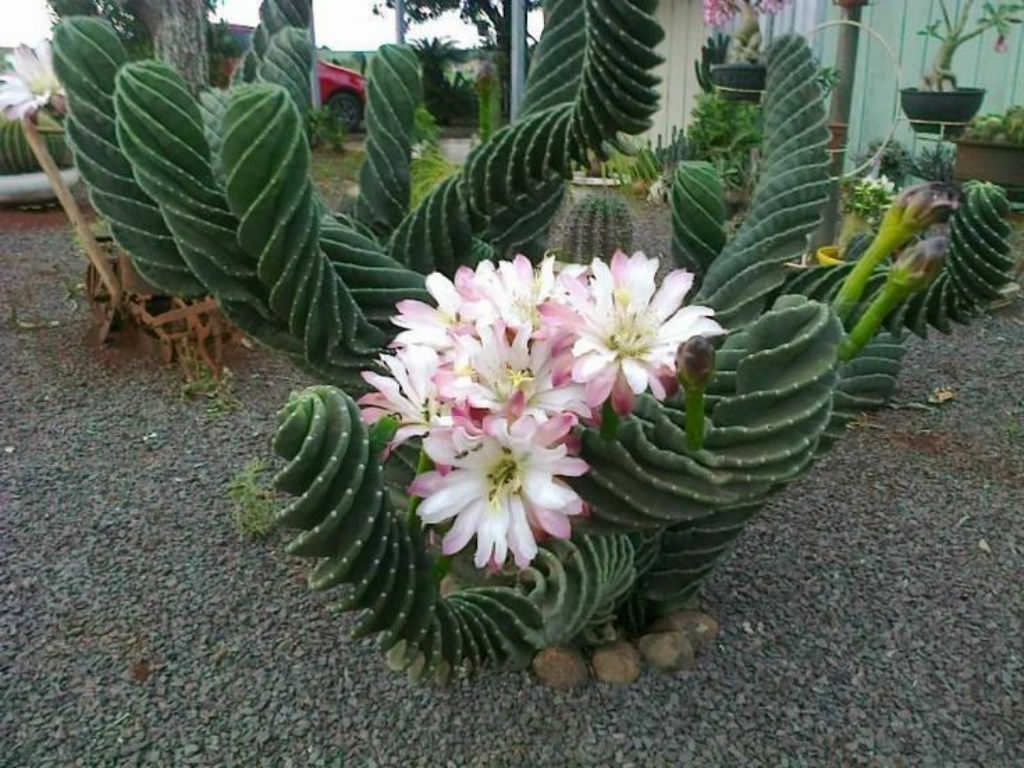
[995,34,1007,53]
[410,414,587,568]
[0,41,64,120]
[543,251,725,415]
[703,0,789,28]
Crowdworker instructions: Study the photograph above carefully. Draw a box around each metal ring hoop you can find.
[804,18,904,180]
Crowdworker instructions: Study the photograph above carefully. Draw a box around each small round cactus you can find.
[560,193,634,263]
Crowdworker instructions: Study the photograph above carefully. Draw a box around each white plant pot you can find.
[0,167,80,205]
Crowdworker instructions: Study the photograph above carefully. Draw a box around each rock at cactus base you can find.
[636,631,696,672]
[592,641,643,684]
[532,646,589,689]
[649,611,721,655]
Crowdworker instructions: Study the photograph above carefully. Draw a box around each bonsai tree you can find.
[49,0,1017,684]
[919,1,1023,91]
[704,0,790,63]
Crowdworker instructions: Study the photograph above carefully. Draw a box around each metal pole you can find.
[309,0,321,108]
[396,0,406,43]
[814,4,863,249]
[509,0,525,119]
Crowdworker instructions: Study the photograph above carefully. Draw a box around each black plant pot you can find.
[710,63,766,103]
[900,88,985,136]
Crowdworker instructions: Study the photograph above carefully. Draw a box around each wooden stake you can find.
[20,114,122,314]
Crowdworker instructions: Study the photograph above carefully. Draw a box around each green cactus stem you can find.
[838,238,947,361]
[832,182,959,322]
[406,448,434,528]
[677,336,716,451]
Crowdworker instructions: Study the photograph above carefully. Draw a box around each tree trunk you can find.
[128,0,209,93]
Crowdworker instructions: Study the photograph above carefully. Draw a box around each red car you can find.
[225,24,366,132]
[317,59,365,133]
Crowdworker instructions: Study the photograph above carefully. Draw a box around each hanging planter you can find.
[900,88,985,135]
[710,62,765,103]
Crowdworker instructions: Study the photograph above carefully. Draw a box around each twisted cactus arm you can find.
[573,295,842,532]
[353,45,421,238]
[671,160,727,287]
[272,386,636,678]
[387,0,664,273]
[233,0,311,86]
[52,18,205,297]
[696,35,831,328]
[219,83,387,371]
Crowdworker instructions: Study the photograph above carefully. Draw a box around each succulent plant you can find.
[51,0,1015,683]
[0,115,71,175]
[559,193,634,263]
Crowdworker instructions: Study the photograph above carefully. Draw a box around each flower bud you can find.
[891,236,948,294]
[676,335,716,391]
[892,182,960,231]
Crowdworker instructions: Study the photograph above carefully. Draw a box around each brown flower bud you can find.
[891,236,948,294]
[676,335,716,390]
[893,182,960,230]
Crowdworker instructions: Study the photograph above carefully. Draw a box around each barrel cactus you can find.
[51,0,1016,684]
[559,193,634,263]
[0,115,71,174]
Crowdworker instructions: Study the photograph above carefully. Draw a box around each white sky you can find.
[1,0,544,50]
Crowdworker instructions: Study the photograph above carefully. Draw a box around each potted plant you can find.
[954,105,1024,189]
[704,1,790,102]
[901,1,1023,135]
[817,173,896,264]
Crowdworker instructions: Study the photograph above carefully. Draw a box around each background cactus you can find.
[0,116,72,175]
[559,193,634,263]
[51,0,1015,681]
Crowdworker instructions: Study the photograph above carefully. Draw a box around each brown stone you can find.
[649,611,720,655]
[591,641,642,685]
[636,631,696,672]
[532,645,590,689]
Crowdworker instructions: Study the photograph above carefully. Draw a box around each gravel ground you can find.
[2,216,1023,767]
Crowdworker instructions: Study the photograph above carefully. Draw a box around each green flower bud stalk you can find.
[677,336,717,451]
[838,237,948,361]
[833,182,959,322]
[406,448,435,528]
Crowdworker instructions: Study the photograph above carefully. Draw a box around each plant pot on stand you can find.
[953,139,1024,190]
[900,88,985,137]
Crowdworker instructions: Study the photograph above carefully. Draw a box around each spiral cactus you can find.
[50,0,1015,685]
[559,193,634,263]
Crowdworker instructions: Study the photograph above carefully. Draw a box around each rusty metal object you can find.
[85,245,241,376]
